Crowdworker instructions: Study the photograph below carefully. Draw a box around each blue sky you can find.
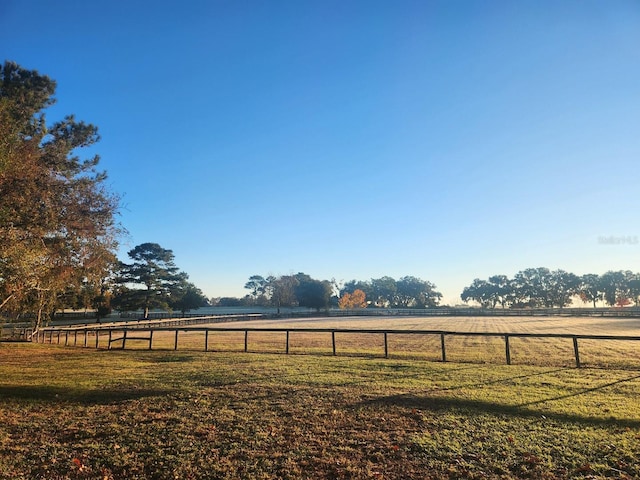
[2,1,639,304]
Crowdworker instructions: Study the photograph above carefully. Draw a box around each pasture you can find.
[1,316,640,479]
[78,315,640,370]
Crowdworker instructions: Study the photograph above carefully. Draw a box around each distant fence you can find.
[0,323,31,341]
[329,307,640,318]
[2,314,264,342]
[117,307,640,320]
[32,322,640,369]
[5,306,639,326]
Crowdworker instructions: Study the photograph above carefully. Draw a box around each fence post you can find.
[440,334,446,362]
[244,330,248,353]
[74,330,78,347]
[286,330,290,354]
[149,330,153,350]
[332,331,336,356]
[174,331,179,350]
[573,337,581,368]
[505,335,511,365]
[64,331,69,347]
[122,330,128,350]
[384,332,388,358]
[95,330,99,349]
[204,330,208,352]
[108,330,112,350]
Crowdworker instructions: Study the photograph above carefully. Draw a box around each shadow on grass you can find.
[517,373,640,408]
[0,384,173,405]
[148,353,197,363]
[360,377,640,429]
[429,368,568,393]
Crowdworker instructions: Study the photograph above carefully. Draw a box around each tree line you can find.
[461,268,640,309]
[241,274,333,312]
[234,274,443,311]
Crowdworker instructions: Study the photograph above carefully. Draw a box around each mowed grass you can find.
[92,315,640,370]
[1,337,640,479]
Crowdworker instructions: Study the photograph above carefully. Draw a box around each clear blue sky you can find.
[2,1,639,304]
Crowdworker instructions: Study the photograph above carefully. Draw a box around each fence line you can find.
[5,307,640,331]
[328,307,640,318]
[122,306,640,320]
[32,324,640,369]
[49,313,266,331]
[0,324,31,341]
[46,306,640,321]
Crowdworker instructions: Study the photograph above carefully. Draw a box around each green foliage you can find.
[269,274,299,310]
[600,270,632,307]
[577,273,604,308]
[112,243,187,318]
[243,273,428,312]
[295,277,332,311]
[342,279,373,299]
[462,268,640,309]
[342,276,442,308]
[214,296,250,307]
[395,276,442,308]
[371,276,397,307]
[244,275,267,298]
[170,279,209,314]
[241,273,346,311]
[461,278,494,308]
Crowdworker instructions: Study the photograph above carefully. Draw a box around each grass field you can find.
[2,317,640,479]
[79,315,640,370]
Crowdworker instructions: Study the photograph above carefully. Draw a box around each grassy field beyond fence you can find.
[38,315,640,370]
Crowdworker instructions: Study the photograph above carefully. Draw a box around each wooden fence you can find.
[329,307,640,318]
[6,307,640,328]
[32,323,640,369]
[0,323,31,341]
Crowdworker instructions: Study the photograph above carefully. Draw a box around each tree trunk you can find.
[0,293,15,311]
[35,293,45,332]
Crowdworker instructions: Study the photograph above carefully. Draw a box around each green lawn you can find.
[0,342,639,479]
